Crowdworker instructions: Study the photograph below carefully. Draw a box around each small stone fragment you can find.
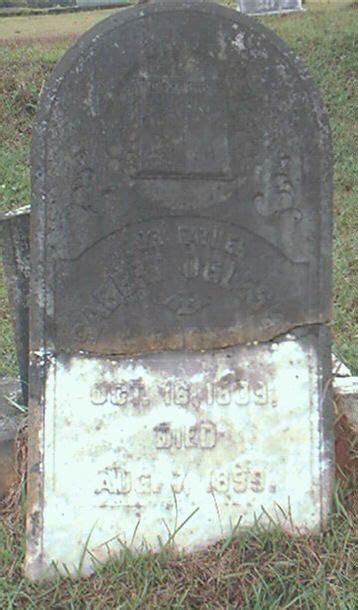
[333,377,358,432]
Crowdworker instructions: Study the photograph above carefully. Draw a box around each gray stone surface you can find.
[0,377,22,499]
[0,206,30,404]
[0,428,17,500]
[26,1,333,580]
[332,353,351,377]
[30,1,331,357]
[331,355,357,430]
[333,376,358,432]
[0,376,23,418]
[237,0,302,15]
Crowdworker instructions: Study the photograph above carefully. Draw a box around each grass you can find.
[0,7,121,42]
[0,416,356,608]
[0,2,357,607]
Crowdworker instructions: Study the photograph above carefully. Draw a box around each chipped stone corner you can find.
[25,509,44,581]
[0,206,31,405]
[333,376,358,433]
[236,0,304,17]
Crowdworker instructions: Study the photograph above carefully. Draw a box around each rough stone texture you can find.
[0,418,17,499]
[0,206,30,404]
[332,353,351,378]
[0,377,22,417]
[27,327,332,578]
[30,1,331,357]
[27,1,333,580]
[333,377,358,432]
[237,0,302,15]
[331,355,357,431]
[0,377,22,499]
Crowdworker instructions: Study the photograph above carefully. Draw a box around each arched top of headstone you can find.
[31,0,332,355]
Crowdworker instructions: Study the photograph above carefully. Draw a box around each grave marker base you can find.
[26,326,333,579]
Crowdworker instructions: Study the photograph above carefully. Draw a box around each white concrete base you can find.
[236,0,303,16]
[26,333,332,579]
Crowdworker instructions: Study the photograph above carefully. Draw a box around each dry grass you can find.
[0,414,356,608]
[0,7,121,43]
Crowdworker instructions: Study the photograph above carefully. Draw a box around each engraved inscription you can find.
[161,380,268,408]
[254,153,302,220]
[137,78,233,180]
[90,378,270,409]
[84,339,311,516]
[73,171,96,211]
[95,466,187,498]
[91,380,150,408]
[57,216,310,350]
[94,462,266,500]
[209,463,266,494]
[95,465,132,496]
[177,224,245,258]
[163,292,209,316]
[154,421,217,450]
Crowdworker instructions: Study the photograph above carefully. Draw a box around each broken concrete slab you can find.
[0,376,23,417]
[333,376,358,432]
[332,353,352,378]
[0,206,30,405]
[0,417,18,500]
[237,0,303,16]
[0,377,23,500]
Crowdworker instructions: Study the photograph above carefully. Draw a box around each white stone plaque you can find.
[26,332,332,578]
[237,0,303,16]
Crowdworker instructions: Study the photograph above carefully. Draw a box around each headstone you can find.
[237,0,303,15]
[26,0,333,580]
[76,0,132,7]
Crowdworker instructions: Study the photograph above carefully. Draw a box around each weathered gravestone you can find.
[26,0,333,580]
[237,0,303,15]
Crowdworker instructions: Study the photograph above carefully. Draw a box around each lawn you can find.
[0,1,357,607]
[0,7,122,43]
